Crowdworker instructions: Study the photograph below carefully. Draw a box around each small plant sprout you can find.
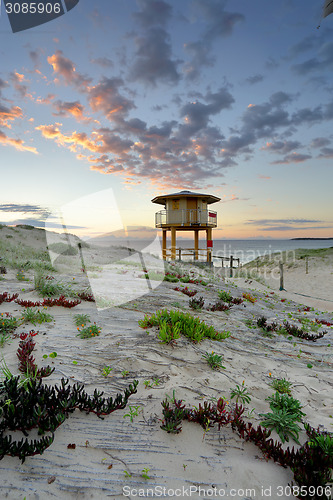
[124,470,132,478]
[121,370,129,377]
[73,314,91,327]
[101,365,113,377]
[202,419,211,440]
[230,381,251,405]
[42,352,58,360]
[202,351,225,370]
[141,467,150,479]
[123,405,142,422]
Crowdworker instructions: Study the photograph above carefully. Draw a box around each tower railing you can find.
[155,209,217,228]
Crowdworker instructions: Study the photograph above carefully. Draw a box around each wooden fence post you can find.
[279,262,284,290]
[306,257,309,274]
[230,255,234,277]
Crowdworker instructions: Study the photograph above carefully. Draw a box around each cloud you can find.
[310,137,331,148]
[318,147,333,159]
[0,103,22,128]
[52,100,92,123]
[88,77,135,120]
[36,123,133,159]
[90,57,114,68]
[245,218,329,231]
[182,0,244,81]
[270,152,312,164]
[47,50,91,88]
[218,89,333,164]
[9,72,32,99]
[133,0,172,28]
[194,0,244,41]
[292,41,333,76]
[245,74,264,85]
[258,175,271,180]
[36,124,100,153]
[0,130,38,154]
[129,27,181,86]
[179,87,234,138]
[0,204,49,218]
[0,78,9,96]
[261,140,302,154]
[183,41,215,81]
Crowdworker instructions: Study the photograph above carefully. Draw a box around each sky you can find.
[0,0,333,240]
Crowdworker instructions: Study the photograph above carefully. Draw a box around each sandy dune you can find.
[0,227,332,499]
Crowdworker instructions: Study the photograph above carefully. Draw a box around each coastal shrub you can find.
[278,321,327,342]
[157,320,181,345]
[259,393,305,444]
[206,301,230,312]
[160,397,333,495]
[189,296,205,310]
[163,274,179,282]
[242,292,257,303]
[139,309,230,343]
[17,331,54,379]
[0,334,139,463]
[256,317,327,342]
[76,323,101,339]
[77,290,95,302]
[0,313,18,334]
[16,296,81,308]
[173,286,197,297]
[218,290,233,302]
[260,409,302,444]
[0,376,138,462]
[0,292,18,305]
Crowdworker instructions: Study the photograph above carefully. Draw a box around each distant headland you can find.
[291,237,333,240]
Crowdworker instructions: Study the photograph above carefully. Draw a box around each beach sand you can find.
[0,227,332,499]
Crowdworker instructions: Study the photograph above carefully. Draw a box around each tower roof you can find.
[151,190,220,206]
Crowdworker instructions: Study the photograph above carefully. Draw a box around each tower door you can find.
[187,198,197,223]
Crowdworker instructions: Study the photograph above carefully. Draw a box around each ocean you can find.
[99,237,333,266]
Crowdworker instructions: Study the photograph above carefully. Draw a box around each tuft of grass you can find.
[20,308,53,326]
[34,273,75,297]
[202,351,225,370]
[73,314,91,327]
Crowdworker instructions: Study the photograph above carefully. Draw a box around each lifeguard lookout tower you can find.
[152,190,220,262]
